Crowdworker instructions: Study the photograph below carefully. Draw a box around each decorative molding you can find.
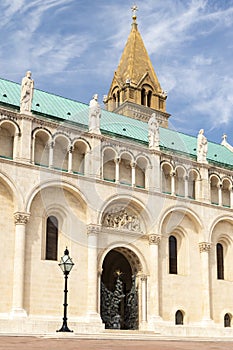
[140,275,147,282]
[86,224,101,235]
[14,212,30,225]
[148,234,161,245]
[199,242,211,253]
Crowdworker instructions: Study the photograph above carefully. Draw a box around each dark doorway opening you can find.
[101,249,138,330]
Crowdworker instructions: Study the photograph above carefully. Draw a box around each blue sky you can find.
[1,0,233,144]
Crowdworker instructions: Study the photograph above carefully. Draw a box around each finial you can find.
[131,4,138,22]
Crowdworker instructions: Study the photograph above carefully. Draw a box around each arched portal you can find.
[101,247,140,330]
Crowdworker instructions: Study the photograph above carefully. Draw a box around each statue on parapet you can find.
[197,129,208,163]
[148,112,160,149]
[88,94,101,134]
[20,71,34,113]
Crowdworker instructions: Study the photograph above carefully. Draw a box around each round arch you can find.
[209,215,233,242]
[25,179,88,214]
[0,118,21,135]
[72,137,91,151]
[159,205,203,236]
[0,171,24,211]
[32,127,52,139]
[98,242,148,276]
[98,193,152,232]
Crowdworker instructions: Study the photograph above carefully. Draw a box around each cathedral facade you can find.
[0,12,233,337]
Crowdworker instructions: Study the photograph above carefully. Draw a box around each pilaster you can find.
[11,212,30,318]
[199,241,213,324]
[86,224,103,325]
[148,234,162,328]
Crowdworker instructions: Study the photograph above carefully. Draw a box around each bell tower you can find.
[104,6,170,127]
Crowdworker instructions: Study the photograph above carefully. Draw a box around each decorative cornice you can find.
[199,242,211,253]
[148,234,161,245]
[14,212,30,225]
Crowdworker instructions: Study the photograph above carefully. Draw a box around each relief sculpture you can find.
[103,207,141,232]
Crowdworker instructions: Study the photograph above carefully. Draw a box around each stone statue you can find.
[88,94,101,134]
[20,71,34,113]
[148,113,159,149]
[197,129,208,163]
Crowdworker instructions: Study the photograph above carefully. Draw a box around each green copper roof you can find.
[0,77,232,168]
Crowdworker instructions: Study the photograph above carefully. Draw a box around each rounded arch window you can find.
[169,235,177,274]
[216,243,224,280]
[224,313,231,327]
[175,310,184,325]
[46,215,58,261]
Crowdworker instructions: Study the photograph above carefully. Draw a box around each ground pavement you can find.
[1,336,233,350]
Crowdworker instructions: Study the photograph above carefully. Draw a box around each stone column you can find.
[115,157,120,183]
[131,161,136,187]
[148,234,161,326]
[184,176,189,198]
[171,171,176,196]
[199,242,213,323]
[13,132,21,160]
[68,146,73,173]
[230,187,233,208]
[218,183,222,206]
[49,141,54,168]
[86,224,102,324]
[11,212,30,318]
[31,135,35,164]
[140,275,147,325]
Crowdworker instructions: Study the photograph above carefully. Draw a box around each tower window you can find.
[147,90,152,107]
[141,88,146,105]
[159,98,164,109]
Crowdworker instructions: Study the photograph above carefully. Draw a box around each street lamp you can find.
[57,247,74,332]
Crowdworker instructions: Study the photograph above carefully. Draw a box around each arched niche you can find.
[72,139,88,174]
[0,121,17,159]
[34,129,51,167]
[103,147,117,182]
[53,135,69,171]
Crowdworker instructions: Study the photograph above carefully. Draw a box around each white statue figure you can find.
[197,129,208,163]
[88,94,101,134]
[20,71,34,113]
[148,113,160,149]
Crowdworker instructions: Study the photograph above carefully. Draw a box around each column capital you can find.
[87,224,101,235]
[199,242,211,253]
[114,157,120,164]
[140,274,147,282]
[148,234,161,245]
[14,212,30,225]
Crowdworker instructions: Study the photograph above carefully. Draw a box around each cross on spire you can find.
[131,4,138,22]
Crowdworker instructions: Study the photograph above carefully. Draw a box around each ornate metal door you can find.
[101,275,138,330]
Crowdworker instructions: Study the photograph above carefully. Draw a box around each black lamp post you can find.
[57,247,74,332]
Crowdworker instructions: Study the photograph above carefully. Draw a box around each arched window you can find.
[169,235,177,274]
[216,243,224,280]
[117,90,120,108]
[46,216,58,261]
[224,313,231,327]
[175,310,184,325]
[147,90,152,107]
[141,88,146,105]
